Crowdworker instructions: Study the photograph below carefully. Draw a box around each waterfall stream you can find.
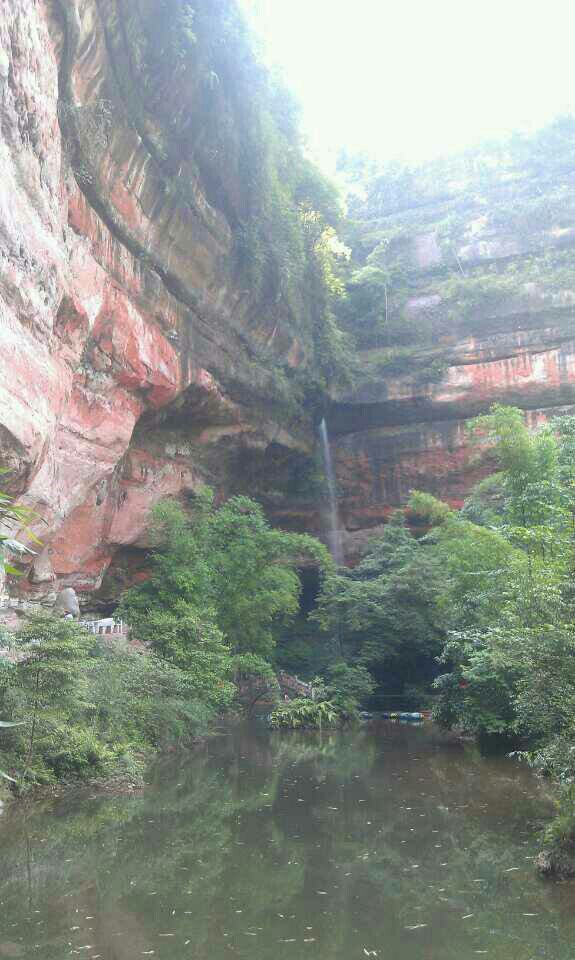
[319,418,343,566]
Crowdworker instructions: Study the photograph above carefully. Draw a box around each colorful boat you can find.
[380,711,426,721]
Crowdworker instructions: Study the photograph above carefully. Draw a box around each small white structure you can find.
[81,618,124,635]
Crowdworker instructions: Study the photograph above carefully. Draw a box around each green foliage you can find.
[325,661,375,717]
[132,0,352,402]
[408,490,454,524]
[333,115,575,388]
[0,488,332,790]
[523,729,575,784]
[409,491,522,631]
[0,615,216,788]
[317,404,575,854]
[232,652,277,685]
[0,718,24,783]
[0,480,32,529]
[119,490,331,672]
[90,649,219,750]
[313,512,443,706]
[232,652,279,711]
[269,697,338,729]
[543,783,575,848]
[0,472,39,576]
[273,599,332,679]
[459,473,505,526]
[420,407,575,774]
[0,615,99,785]
[360,345,450,386]
[119,604,234,708]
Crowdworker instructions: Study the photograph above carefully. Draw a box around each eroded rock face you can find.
[3,0,575,592]
[325,139,575,558]
[0,0,312,598]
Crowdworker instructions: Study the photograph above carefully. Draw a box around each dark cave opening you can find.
[298,566,321,615]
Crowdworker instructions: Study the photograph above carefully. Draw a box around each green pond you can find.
[0,722,574,959]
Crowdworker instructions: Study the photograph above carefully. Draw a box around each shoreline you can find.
[0,727,230,810]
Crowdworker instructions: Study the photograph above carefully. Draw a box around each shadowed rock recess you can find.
[2,0,575,596]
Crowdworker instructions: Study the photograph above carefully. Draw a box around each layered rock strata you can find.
[2,1,575,590]
[327,142,575,557]
[0,0,312,598]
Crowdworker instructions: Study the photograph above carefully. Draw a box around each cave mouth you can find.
[297,565,321,616]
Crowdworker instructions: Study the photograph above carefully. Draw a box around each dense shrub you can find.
[0,616,221,789]
[119,490,330,665]
[269,698,338,730]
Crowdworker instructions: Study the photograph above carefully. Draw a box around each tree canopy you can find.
[119,489,331,672]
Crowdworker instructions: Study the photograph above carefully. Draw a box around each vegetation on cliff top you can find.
[110,0,355,409]
[333,117,575,394]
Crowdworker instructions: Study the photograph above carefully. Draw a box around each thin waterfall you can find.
[319,418,343,566]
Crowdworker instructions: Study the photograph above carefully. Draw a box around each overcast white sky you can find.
[241,0,575,171]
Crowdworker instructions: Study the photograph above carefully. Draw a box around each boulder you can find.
[53,587,80,619]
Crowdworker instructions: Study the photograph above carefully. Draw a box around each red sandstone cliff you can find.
[2,1,575,594]
[325,139,575,557]
[0,0,315,599]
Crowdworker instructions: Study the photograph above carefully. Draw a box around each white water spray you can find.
[319,418,343,566]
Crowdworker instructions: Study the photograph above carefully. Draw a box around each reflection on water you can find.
[0,723,574,959]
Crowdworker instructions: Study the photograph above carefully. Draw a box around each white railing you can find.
[1,598,125,636]
[80,618,125,635]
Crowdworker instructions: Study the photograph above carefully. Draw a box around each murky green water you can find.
[0,722,574,959]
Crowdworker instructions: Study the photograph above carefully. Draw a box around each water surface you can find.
[1,723,574,959]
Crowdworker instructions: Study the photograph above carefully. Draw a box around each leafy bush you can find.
[402,408,575,855]
[543,784,575,846]
[0,615,221,788]
[0,718,24,783]
[269,698,338,730]
[269,663,374,729]
[119,490,331,666]
[326,661,375,717]
[313,512,443,707]
[524,732,575,784]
